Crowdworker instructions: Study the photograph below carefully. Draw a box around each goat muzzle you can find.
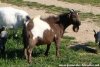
[73,25,79,32]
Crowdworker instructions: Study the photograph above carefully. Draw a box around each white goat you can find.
[0,7,29,29]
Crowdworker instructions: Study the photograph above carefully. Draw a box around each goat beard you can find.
[73,25,79,32]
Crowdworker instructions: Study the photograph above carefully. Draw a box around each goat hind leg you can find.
[55,38,61,57]
[45,44,51,56]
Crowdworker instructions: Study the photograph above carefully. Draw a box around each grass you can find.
[0,0,100,66]
[1,0,69,14]
[0,29,99,67]
[79,12,100,25]
[60,0,100,7]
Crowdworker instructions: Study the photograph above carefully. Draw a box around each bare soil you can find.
[0,2,100,43]
[24,0,100,15]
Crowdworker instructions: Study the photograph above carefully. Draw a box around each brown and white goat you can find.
[23,9,81,63]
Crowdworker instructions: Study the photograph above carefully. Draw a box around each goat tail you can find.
[26,15,31,22]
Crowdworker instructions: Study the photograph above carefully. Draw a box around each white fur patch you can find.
[51,29,54,32]
[76,13,79,15]
[31,15,51,39]
[55,34,56,38]
[0,7,28,29]
[25,20,29,26]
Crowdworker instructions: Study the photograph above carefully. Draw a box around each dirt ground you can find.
[64,20,100,43]
[0,2,100,43]
[24,0,100,15]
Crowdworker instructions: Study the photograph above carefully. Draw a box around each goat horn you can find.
[72,9,75,12]
[69,9,74,12]
[93,30,96,34]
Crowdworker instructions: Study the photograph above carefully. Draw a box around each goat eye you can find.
[73,18,77,21]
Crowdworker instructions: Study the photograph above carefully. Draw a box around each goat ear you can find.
[26,16,30,22]
[68,13,71,18]
[93,30,96,34]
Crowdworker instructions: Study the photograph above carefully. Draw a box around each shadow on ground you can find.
[0,49,24,59]
[0,48,45,60]
[69,43,97,54]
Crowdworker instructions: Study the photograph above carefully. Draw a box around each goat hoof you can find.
[44,53,48,56]
[56,54,60,58]
[28,60,32,64]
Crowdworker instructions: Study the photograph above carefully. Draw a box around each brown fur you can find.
[27,19,34,31]
[23,19,34,60]
[23,10,81,63]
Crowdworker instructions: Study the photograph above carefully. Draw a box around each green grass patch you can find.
[79,13,94,20]
[87,41,97,47]
[0,29,99,66]
[79,12,100,25]
[63,36,75,40]
[1,0,69,14]
[0,1,100,66]
[60,0,100,7]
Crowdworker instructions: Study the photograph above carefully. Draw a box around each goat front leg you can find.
[55,37,61,57]
[27,46,33,64]
[24,48,28,60]
[45,44,51,56]
[27,39,36,64]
